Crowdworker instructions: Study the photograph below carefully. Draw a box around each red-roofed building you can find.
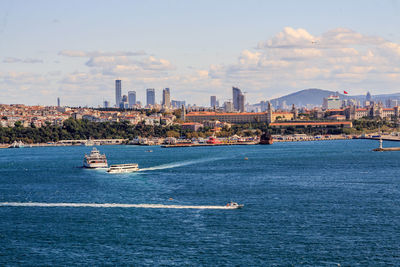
[185,110,294,124]
[270,121,353,128]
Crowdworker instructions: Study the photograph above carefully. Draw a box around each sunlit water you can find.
[1,140,400,265]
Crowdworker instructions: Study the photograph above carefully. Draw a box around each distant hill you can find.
[269,88,345,107]
[268,88,400,108]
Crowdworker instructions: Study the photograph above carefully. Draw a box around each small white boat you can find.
[82,140,95,146]
[107,163,139,173]
[8,141,25,148]
[226,202,244,209]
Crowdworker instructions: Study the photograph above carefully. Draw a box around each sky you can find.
[1,0,400,107]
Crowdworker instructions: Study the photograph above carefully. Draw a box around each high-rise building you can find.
[224,101,234,112]
[210,96,217,108]
[323,95,341,109]
[128,91,136,108]
[103,100,110,108]
[146,88,155,106]
[120,95,128,108]
[233,87,241,111]
[232,87,245,112]
[115,80,122,107]
[171,100,186,108]
[162,88,171,108]
[238,93,245,112]
[57,97,60,107]
[366,92,372,102]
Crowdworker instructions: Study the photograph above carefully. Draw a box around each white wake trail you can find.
[139,157,226,172]
[0,202,239,210]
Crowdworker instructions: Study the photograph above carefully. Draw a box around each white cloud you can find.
[59,50,146,57]
[3,57,43,63]
[208,27,400,100]
[2,28,400,106]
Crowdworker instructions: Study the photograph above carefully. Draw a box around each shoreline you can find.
[2,134,400,149]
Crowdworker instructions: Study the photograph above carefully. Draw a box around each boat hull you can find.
[107,168,139,173]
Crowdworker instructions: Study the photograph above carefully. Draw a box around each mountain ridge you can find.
[267,88,400,107]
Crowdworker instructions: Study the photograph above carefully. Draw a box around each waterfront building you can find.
[323,95,341,110]
[186,111,267,124]
[115,80,122,107]
[185,110,294,124]
[128,91,136,108]
[210,96,217,108]
[162,88,171,108]
[146,88,155,106]
[343,104,399,120]
[269,121,353,128]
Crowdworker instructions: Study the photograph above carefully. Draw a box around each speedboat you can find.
[83,147,108,168]
[8,141,25,148]
[226,202,244,209]
[107,163,139,173]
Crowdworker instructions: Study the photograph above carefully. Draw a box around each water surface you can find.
[1,140,400,265]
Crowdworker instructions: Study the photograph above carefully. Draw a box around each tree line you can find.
[1,117,395,144]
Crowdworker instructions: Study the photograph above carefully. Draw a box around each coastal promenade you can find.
[3,134,400,149]
[358,134,400,142]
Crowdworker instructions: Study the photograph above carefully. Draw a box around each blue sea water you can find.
[1,140,400,266]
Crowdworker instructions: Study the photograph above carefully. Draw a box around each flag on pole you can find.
[343,90,348,94]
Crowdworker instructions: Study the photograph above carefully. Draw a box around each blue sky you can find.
[1,0,400,106]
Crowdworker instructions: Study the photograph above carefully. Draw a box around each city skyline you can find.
[1,1,400,107]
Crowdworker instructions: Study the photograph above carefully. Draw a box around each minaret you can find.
[291,104,298,120]
[267,101,272,124]
[181,105,186,121]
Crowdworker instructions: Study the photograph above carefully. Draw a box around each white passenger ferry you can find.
[107,164,139,173]
[83,147,108,168]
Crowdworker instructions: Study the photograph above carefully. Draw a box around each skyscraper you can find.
[238,93,245,112]
[146,88,155,106]
[103,100,110,108]
[366,92,372,102]
[128,91,136,108]
[115,80,122,107]
[232,87,245,112]
[232,87,241,111]
[162,88,171,108]
[210,96,217,108]
[171,100,185,108]
[57,97,60,107]
[120,95,128,108]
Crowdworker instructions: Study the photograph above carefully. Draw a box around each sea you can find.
[1,139,400,266]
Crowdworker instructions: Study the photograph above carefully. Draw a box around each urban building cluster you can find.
[109,80,185,110]
[0,104,177,128]
[1,80,399,133]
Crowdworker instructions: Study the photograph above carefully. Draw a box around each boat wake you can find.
[139,157,226,172]
[0,202,239,210]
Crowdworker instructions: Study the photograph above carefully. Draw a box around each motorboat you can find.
[82,140,95,146]
[8,141,25,148]
[107,163,139,173]
[83,147,108,168]
[226,202,244,209]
